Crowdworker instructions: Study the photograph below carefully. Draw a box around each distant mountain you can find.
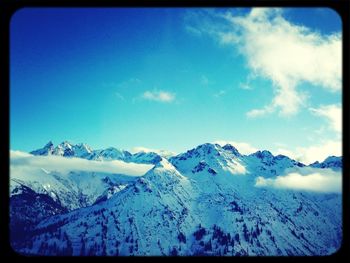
[30,141,93,158]
[30,141,55,156]
[310,156,342,170]
[130,151,162,164]
[30,141,163,164]
[11,142,342,256]
[88,147,132,161]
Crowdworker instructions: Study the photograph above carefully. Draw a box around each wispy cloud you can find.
[142,90,176,103]
[239,82,252,90]
[117,78,142,89]
[214,140,258,155]
[10,151,153,176]
[213,90,226,98]
[310,104,342,134]
[246,106,274,118]
[255,168,341,193]
[115,92,125,101]
[186,8,341,117]
[105,78,143,102]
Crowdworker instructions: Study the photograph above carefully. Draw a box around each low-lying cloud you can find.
[10,151,153,176]
[275,140,342,165]
[255,167,341,193]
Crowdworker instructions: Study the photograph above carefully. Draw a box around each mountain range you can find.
[10,141,342,256]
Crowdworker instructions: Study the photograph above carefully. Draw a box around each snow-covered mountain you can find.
[310,156,342,170]
[31,141,93,158]
[10,142,342,256]
[30,141,55,156]
[30,141,162,164]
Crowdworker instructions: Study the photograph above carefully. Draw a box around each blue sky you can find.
[10,8,342,163]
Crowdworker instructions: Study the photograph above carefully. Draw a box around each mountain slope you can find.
[11,143,342,256]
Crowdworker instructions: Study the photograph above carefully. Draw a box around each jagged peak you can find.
[30,141,55,155]
[222,144,241,156]
[198,142,220,148]
[57,141,74,149]
[310,156,342,169]
[323,156,341,162]
[76,143,93,150]
[191,143,221,154]
[251,150,274,159]
[103,146,122,152]
[60,140,72,145]
[274,154,294,161]
[44,141,54,148]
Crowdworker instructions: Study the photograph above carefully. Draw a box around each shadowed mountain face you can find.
[11,142,342,256]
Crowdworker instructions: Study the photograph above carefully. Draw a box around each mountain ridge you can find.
[11,141,342,256]
[29,141,341,168]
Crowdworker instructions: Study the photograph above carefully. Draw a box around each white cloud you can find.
[310,104,342,134]
[130,146,158,154]
[255,169,341,193]
[214,140,258,155]
[130,146,176,157]
[239,82,252,90]
[275,140,342,165]
[185,25,203,36]
[142,90,175,103]
[10,151,153,176]
[215,139,341,165]
[246,106,274,118]
[187,8,342,117]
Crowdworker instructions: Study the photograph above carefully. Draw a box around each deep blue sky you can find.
[10,8,342,159]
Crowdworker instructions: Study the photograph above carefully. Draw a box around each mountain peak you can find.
[30,141,55,156]
[310,156,342,169]
[44,141,54,148]
[54,141,74,156]
[143,158,184,185]
[222,144,241,156]
[197,142,218,149]
[74,143,93,156]
[131,151,162,164]
[251,150,274,159]
[194,143,221,154]
[323,155,341,162]
[58,141,73,147]
[76,143,92,149]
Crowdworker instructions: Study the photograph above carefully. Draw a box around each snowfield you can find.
[10,141,342,256]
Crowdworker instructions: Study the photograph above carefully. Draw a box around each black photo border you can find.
[1,0,349,262]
